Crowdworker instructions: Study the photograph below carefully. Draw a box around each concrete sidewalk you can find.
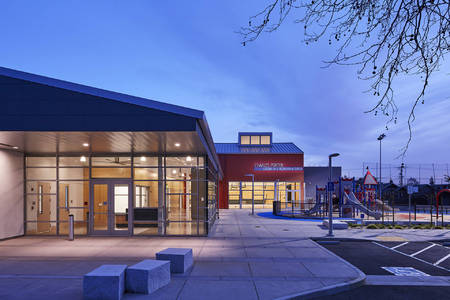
[0,210,365,300]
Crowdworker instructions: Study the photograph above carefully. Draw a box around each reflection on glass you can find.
[59,156,89,167]
[133,182,159,235]
[93,184,108,231]
[114,185,128,231]
[91,157,132,166]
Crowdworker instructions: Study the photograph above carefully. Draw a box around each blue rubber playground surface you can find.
[257,211,357,222]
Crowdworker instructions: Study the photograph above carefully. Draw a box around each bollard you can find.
[69,214,74,241]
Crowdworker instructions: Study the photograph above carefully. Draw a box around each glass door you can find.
[90,180,131,235]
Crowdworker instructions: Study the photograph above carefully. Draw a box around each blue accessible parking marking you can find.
[381,267,430,276]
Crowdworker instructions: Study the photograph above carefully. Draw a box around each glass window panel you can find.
[134,182,159,207]
[198,157,205,167]
[240,135,250,145]
[26,157,56,167]
[58,181,89,208]
[165,168,193,180]
[58,208,88,222]
[59,156,89,167]
[91,168,131,178]
[250,136,260,145]
[260,135,271,145]
[59,168,89,180]
[59,221,87,235]
[26,222,57,235]
[26,194,57,221]
[134,168,159,180]
[26,168,56,180]
[91,157,131,166]
[167,194,192,222]
[26,181,56,194]
[133,156,158,167]
[165,222,197,235]
[165,156,197,167]
[166,180,192,194]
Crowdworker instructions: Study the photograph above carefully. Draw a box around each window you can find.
[260,135,271,145]
[250,136,260,145]
[240,135,250,145]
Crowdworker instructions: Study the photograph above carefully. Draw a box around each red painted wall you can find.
[218,153,304,209]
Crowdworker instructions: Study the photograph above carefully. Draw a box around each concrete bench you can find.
[126,259,170,294]
[156,248,193,273]
[322,220,348,229]
[83,264,127,300]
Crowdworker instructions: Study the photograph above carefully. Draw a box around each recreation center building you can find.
[0,67,318,239]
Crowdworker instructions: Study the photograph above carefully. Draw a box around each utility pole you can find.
[399,163,405,187]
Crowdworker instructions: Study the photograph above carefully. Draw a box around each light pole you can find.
[328,153,340,237]
[245,174,255,215]
[377,133,385,222]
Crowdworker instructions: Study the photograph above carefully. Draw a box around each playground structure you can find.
[274,169,450,224]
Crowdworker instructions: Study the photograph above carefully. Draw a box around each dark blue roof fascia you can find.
[214,142,303,154]
[0,66,204,119]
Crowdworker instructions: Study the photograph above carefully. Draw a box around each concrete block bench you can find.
[156,248,193,273]
[83,264,127,300]
[126,259,170,294]
[322,220,348,229]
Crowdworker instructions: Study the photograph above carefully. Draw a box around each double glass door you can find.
[90,179,131,235]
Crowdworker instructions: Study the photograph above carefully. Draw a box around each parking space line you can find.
[411,244,436,257]
[391,242,408,250]
[434,253,450,266]
[372,242,450,272]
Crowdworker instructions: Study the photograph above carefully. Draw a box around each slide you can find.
[304,201,324,215]
[344,191,382,220]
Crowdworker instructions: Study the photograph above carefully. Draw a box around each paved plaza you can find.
[1,209,449,299]
[0,210,366,300]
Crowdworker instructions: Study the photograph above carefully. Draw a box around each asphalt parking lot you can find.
[318,241,450,276]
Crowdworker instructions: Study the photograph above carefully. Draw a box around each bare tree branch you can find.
[239,0,450,157]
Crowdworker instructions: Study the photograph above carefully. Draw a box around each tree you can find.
[239,0,449,155]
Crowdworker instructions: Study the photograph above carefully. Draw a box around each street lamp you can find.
[328,153,340,237]
[245,174,255,215]
[377,133,386,222]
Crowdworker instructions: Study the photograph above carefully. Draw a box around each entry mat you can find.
[382,267,430,276]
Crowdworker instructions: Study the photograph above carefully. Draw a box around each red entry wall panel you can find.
[218,153,304,209]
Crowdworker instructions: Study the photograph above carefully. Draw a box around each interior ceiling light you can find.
[140,156,147,162]
[186,156,192,162]
[82,143,89,147]
[80,156,87,162]
[172,169,177,174]
[152,173,157,177]
[12,146,19,149]
[174,143,180,147]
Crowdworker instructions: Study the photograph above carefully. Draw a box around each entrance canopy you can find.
[0,67,221,174]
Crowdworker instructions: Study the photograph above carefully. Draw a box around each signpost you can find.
[407,184,419,226]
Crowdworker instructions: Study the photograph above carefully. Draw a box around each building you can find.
[215,133,304,209]
[0,67,221,239]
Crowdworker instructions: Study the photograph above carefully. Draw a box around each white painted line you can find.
[372,242,450,272]
[411,244,436,257]
[391,242,408,250]
[434,253,450,266]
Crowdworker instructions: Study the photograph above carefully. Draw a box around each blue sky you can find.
[0,1,448,180]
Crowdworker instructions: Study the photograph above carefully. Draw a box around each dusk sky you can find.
[1,1,448,180]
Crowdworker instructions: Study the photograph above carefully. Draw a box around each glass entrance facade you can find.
[228,181,301,209]
[24,155,217,236]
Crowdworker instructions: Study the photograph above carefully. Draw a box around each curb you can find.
[275,240,366,300]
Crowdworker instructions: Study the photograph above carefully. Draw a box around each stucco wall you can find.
[0,149,24,239]
[218,154,304,209]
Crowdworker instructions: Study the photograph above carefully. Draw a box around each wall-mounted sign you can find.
[254,163,303,171]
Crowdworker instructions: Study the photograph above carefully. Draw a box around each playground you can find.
[274,170,450,225]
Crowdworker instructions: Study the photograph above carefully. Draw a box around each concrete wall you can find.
[0,149,24,239]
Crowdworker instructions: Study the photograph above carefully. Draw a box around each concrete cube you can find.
[156,248,193,273]
[83,264,127,300]
[322,220,348,229]
[126,259,170,294]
